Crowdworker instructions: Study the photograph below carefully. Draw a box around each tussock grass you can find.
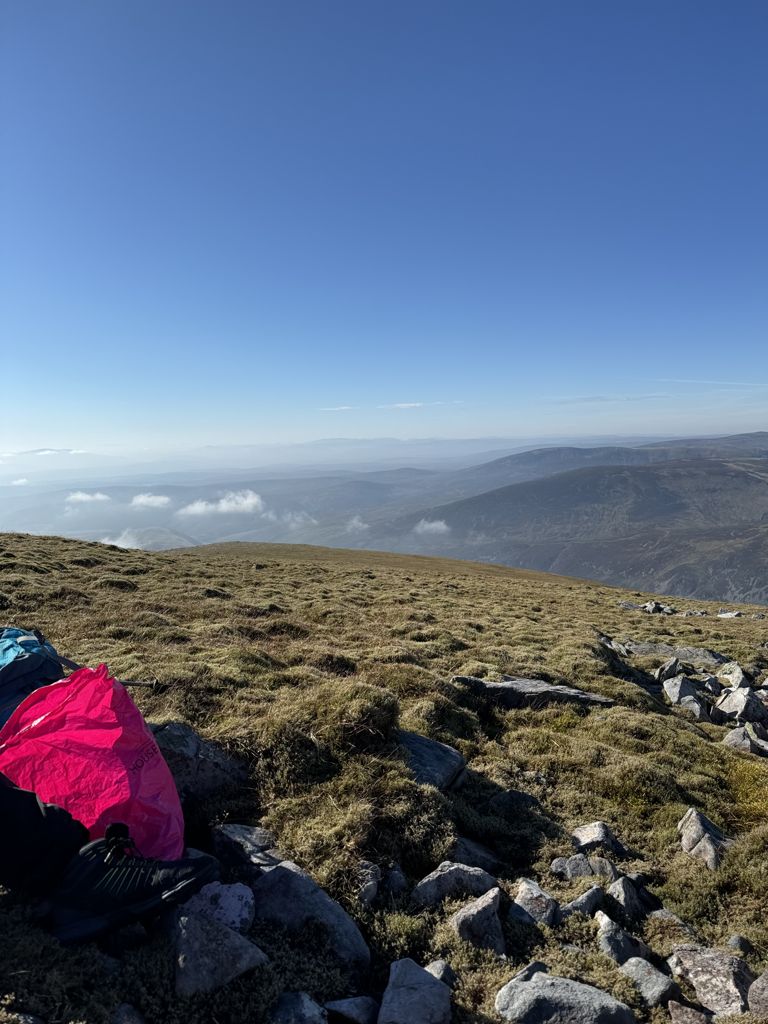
[1,532,767,1022]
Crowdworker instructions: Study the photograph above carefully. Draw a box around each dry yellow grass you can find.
[0,532,766,1023]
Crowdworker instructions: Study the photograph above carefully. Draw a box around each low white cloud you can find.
[346,515,370,533]
[101,529,143,549]
[131,493,171,508]
[281,510,318,530]
[319,405,357,411]
[177,489,265,516]
[65,491,111,503]
[10,478,28,486]
[378,402,425,409]
[413,518,450,535]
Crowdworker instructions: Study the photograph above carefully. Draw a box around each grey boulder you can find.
[607,877,647,924]
[668,944,756,1017]
[495,967,636,1023]
[269,993,327,1023]
[713,687,768,726]
[212,823,285,871]
[663,676,700,705]
[449,835,502,874]
[377,958,451,1024]
[595,911,652,965]
[174,910,269,997]
[183,881,255,933]
[749,971,768,1015]
[655,658,683,683]
[667,1002,712,1023]
[325,997,379,1024]
[572,821,626,856]
[450,887,505,954]
[509,878,559,926]
[411,861,497,908]
[619,957,681,1007]
[152,722,248,801]
[251,863,370,971]
[723,722,768,756]
[560,885,604,919]
[425,960,458,988]
[397,730,465,790]
[677,809,732,870]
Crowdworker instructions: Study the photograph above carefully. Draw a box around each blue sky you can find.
[1,0,766,451]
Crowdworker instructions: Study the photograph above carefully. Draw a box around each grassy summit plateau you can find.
[0,533,767,1023]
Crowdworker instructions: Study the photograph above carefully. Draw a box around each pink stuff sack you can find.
[0,664,184,860]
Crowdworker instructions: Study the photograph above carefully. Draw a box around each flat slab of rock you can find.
[453,675,613,708]
[495,967,636,1023]
[175,910,268,997]
[397,730,465,790]
[551,853,618,881]
[269,992,327,1023]
[378,958,451,1024]
[251,863,370,971]
[450,887,505,954]
[572,821,627,856]
[411,861,497,908]
[152,722,248,801]
[620,641,728,669]
[509,878,559,926]
[677,809,732,870]
[325,996,379,1024]
[184,880,255,933]
[668,945,756,1016]
[619,957,681,1007]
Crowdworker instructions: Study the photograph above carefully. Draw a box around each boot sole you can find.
[51,859,218,944]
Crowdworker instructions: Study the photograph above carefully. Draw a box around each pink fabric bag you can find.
[0,664,184,860]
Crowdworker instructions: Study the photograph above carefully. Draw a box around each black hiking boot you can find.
[46,823,219,943]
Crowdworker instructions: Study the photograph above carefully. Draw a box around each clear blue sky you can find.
[1,0,766,451]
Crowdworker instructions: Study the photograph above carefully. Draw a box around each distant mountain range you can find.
[3,431,767,603]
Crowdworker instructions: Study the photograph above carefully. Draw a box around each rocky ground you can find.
[0,534,767,1023]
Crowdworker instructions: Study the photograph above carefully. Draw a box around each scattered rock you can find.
[619,957,681,1007]
[152,722,248,802]
[212,823,285,872]
[663,676,700,705]
[618,641,728,670]
[677,809,732,870]
[325,997,379,1024]
[727,934,753,956]
[550,853,594,880]
[667,1001,712,1023]
[378,958,451,1024]
[174,911,269,997]
[449,836,502,874]
[596,910,652,965]
[495,967,636,1023]
[397,730,466,790]
[561,885,604,919]
[655,658,683,683]
[643,601,676,615]
[723,724,768,756]
[411,861,497,908]
[184,881,255,933]
[355,860,380,906]
[607,877,646,924]
[251,863,370,971]
[713,687,768,726]
[679,694,710,721]
[453,674,614,708]
[717,610,742,619]
[748,971,768,1015]
[450,887,505,954]
[269,992,327,1023]
[667,945,756,1017]
[572,821,627,856]
[424,960,457,988]
[509,878,559,926]
[718,662,751,688]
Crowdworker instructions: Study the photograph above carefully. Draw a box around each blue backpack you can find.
[0,627,66,729]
